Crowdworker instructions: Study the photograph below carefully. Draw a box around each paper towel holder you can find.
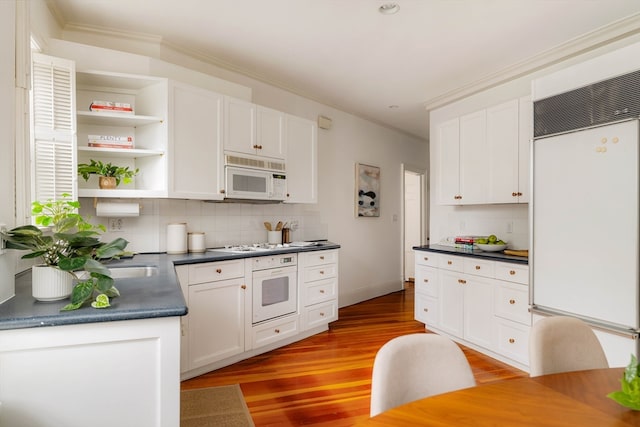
[94,198,141,217]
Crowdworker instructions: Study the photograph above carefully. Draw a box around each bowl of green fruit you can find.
[475,235,507,252]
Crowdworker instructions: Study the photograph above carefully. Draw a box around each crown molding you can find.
[422,12,640,111]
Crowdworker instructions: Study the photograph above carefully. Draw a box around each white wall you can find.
[30,0,428,308]
[0,1,17,303]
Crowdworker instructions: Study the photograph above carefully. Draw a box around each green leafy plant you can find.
[608,354,640,410]
[0,193,130,311]
[78,159,139,186]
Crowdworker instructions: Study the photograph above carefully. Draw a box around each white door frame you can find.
[401,163,428,286]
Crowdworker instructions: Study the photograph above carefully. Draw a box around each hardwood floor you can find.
[181,282,528,426]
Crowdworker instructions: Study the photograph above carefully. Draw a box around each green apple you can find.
[488,235,497,243]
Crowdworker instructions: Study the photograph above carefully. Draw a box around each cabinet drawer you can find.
[415,265,439,298]
[463,258,495,279]
[305,301,338,329]
[304,277,337,306]
[415,252,438,267]
[439,255,463,272]
[188,260,245,285]
[495,282,531,325]
[414,293,439,329]
[252,316,299,349]
[495,263,528,285]
[496,318,530,366]
[301,249,338,267]
[303,263,337,282]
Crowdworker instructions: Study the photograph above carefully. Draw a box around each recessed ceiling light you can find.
[379,3,400,15]
[388,105,399,109]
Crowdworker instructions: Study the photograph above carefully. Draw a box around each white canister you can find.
[188,232,206,253]
[166,223,187,254]
[267,230,282,245]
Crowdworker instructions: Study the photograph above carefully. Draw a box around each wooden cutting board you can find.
[503,249,528,257]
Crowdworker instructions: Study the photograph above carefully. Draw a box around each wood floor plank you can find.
[181,282,528,426]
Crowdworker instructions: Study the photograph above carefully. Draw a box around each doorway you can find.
[402,165,427,283]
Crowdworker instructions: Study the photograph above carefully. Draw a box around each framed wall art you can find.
[355,163,380,217]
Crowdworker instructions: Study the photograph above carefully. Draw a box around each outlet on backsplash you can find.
[506,221,514,233]
[109,218,125,232]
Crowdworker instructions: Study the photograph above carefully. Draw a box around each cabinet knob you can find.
[458,279,467,284]
[447,260,452,265]
[517,192,523,196]
[475,265,481,270]
[512,192,518,197]
[509,270,516,275]
[320,256,325,260]
[320,289,325,293]
[319,270,324,275]
[220,189,226,194]
[216,268,222,274]
[241,285,247,290]
[509,299,516,305]
[320,312,325,317]
[424,257,429,261]
[275,329,280,334]
[509,338,515,344]
[423,308,429,312]
[423,279,429,283]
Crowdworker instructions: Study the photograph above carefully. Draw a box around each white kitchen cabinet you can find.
[0,317,180,427]
[179,259,247,372]
[224,97,285,160]
[75,70,169,198]
[299,249,339,330]
[459,109,488,204]
[434,96,531,205]
[168,81,224,200]
[436,117,461,204]
[414,250,530,370]
[284,114,318,203]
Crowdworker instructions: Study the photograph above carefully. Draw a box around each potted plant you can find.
[0,194,130,310]
[78,159,139,189]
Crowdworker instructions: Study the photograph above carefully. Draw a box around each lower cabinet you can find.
[414,250,530,371]
[178,248,339,379]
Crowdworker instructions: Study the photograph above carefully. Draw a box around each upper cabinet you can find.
[285,115,318,203]
[224,97,285,160]
[75,70,169,198]
[168,81,224,200]
[435,97,531,205]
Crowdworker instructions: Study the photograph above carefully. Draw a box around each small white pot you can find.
[31,265,74,302]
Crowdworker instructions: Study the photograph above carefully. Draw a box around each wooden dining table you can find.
[360,368,640,426]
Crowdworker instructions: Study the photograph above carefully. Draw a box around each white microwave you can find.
[225,166,287,201]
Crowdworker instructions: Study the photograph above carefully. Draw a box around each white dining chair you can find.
[529,315,609,377]
[369,333,476,417]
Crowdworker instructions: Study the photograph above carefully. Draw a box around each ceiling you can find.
[47,0,640,141]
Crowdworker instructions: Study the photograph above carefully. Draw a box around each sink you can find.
[107,266,159,279]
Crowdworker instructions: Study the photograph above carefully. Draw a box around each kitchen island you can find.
[0,242,340,426]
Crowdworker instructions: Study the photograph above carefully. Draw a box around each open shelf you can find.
[78,146,164,158]
[77,110,163,127]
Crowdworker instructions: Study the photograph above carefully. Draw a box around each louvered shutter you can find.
[31,53,76,202]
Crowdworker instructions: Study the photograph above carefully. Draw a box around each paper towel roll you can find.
[96,202,140,217]
[167,223,187,254]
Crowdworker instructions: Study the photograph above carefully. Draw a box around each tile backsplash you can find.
[80,198,327,254]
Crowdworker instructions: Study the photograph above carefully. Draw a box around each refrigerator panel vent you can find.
[534,69,640,138]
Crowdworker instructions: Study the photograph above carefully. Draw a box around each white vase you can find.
[31,265,74,302]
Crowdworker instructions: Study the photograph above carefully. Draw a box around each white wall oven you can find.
[252,253,297,324]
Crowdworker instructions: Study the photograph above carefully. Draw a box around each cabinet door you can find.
[459,110,487,204]
[439,270,464,337]
[257,106,285,159]
[463,276,496,350]
[436,117,461,205]
[187,278,246,370]
[224,97,256,155]
[169,81,224,199]
[517,96,532,203]
[486,99,519,204]
[415,293,439,328]
[285,115,318,203]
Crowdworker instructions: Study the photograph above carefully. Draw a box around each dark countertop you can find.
[0,241,340,331]
[413,244,528,265]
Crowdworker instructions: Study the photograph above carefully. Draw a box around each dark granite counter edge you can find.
[0,242,341,331]
[414,244,529,265]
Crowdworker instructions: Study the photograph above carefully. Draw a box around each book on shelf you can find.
[454,235,487,244]
[89,100,133,114]
[87,135,134,149]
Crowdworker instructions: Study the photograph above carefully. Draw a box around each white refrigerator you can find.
[531,119,640,365]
